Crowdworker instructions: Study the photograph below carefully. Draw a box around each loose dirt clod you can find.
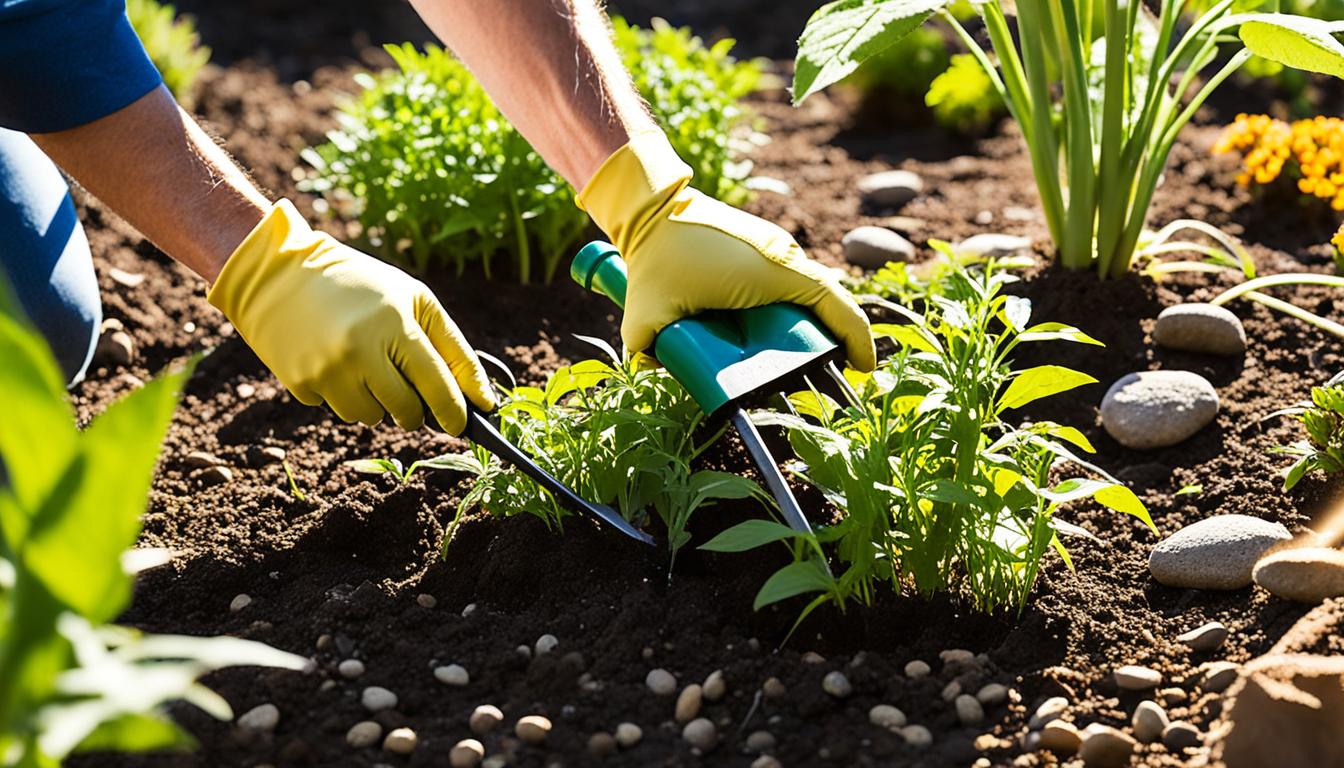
[646,668,676,696]
[682,717,717,751]
[382,727,416,754]
[674,683,702,722]
[1037,720,1081,754]
[1132,700,1169,743]
[822,670,852,698]
[449,738,485,767]
[345,721,382,749]
[237,703,279,732]
[360,686,397,712]
[1177,621,1230,652]
[614,722,642,748]
[868,704,906,729]
[702,669,726,701]
[1078,723,1135,767]
[515,715,552,745]
[1114,664,1162,690]
[745,729,776,753]
[904,660,931,679]
[434,664,469,687]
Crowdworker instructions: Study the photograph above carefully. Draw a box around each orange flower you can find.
[1216,114,1344,208]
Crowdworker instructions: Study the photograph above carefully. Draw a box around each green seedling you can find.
[283,461,307,501]
[126,0,210,103]
[925,53,1006,135]
[793,0,1344,278]
[1270,371,1344,490]
[1175,484,1204,496]
[703,259,1153,620]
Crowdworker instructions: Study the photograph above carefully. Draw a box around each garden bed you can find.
[68,30,1344,768]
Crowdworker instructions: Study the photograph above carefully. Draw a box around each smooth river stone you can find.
[842,226,915,269]
[1153,303,1247,356]
[857,170,923,208]
[1149,514,1292,590]
[1253,547,1344,603]
[1101,371,1218,449]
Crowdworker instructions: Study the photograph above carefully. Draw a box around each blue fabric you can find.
[0,127,101,384]
[0,0,163,132]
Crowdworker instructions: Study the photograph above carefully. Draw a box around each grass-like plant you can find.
[793,0,1344,278]
[126,0,211,103]
[303,18,762,281]
[702,257,1153,617]
[0,286,306,765]
[1271,371,1344,489]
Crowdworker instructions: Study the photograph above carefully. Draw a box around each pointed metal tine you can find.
[825,360,863,409]
[779,392,799,417]
[730,407,812,534]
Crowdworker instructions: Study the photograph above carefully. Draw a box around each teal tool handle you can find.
[571,241,841,416]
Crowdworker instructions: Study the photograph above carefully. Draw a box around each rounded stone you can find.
[762,677,786,699]
[955,694,985,725]
[382,727,417,754]
[868,704,906,729]
[900,724,933,749]
[1079,724,1135,767]
[1162,720,1201,750]
[229,594,252,613]
[515,715,552,745]
[587,731,617,760]
[1149,514,1292,590]
[434,664,470,687]
[1029,697,1069,730]
[857,169,923,208]
[956,233,1033,260]
[360,686,397,712]
[614,722,642,748]
[682,717,717,751]
[842,226,916,269]
[1132,700,1169,743]
[237,703,279,732]
[904,659,931,679]
[1114,664,1162,690]
[745,729,776,753]
[198,465,234,485]
[1037,720,1081,754]
[702,669,726,702]
[1253,546,1344,603]
[1101,371,1219,449]
[675,684,703,723]
[535,633,559,655]
[976,683,1009,706]
[449,738,485,767]
[1177,621,1229,652]
[1153,303,1246,356]
[345,721,383,749]
[1200,661,1241,693]
[415,593,437,608]
[185,450,226,468]
[646,668,677,696]
[96,329,134,366]
[822,670,852,698]
[469,704,503,735]
[338,659,365,679]
[752,757,783,768]
[939,648,976,667]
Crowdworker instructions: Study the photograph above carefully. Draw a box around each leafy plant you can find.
[703,259,1153,617]
[0,287,306,765]
[126,0,211,103]
[303,18,762,281]
[925,53,1007,135]
[1271,371,1344,489]
[853,237,1034,305]
[1214,114,1344,211]
[844,25,953,101]
[793,0,1344,278]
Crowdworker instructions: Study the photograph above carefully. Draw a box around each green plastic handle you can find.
[571,241,842,416]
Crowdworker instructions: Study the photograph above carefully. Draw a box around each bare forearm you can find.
[410,0,659,188]
[30,86,269,283]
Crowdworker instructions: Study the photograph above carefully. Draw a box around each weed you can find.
[1271,371,1344,490]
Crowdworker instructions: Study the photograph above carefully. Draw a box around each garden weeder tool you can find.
[571,241,852,534]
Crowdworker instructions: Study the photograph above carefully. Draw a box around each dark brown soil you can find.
[61,29,1344,768]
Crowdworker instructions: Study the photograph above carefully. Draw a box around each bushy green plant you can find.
[702,257,1153,617]
[125,0,210,102]
[0,288,306,766]
[303,19,762,282]
[794,0,1344,278]
[925,53,1007,134]
[844,26,952,101]
[1271,371,1344,490]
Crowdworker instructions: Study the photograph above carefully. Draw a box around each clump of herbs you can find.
[303,18,762,281]
[703,259,1154,618]
[126,0,211,103]
[1271,371,1344,490]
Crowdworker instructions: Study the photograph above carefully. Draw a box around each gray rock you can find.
[1253,546,1344,603]
[229,593,252,613]
[976,683,1009,706]
[1149,514,1292,590]
[900,724,933,749]
[615,722,642,748]
[450,739,485,768]
[822,670,853,698]
[185,450,226,468]
[434,664,469,687]
[382,727,417,754]
[534,633,559,655]
[954,694,984,725]
[1114,665,1162,690]
[869,704,906,729]
[1162,720,1201,750]
[1132,700,1169,743]
[1029,697,1069,729]
[956,233,1033,259]
[515,715,551,745]
[361,686,397,712]
[95,329,134,366]
[338,659,365,679]
[682,718,717,751]
[346,721,382,749]
[1153,303,1247,356]
[1200,661,1241,693]
[857,169,923,208]
[1037,720,1081,754]
[1177,621,1229,652]
[745,730,776,753]
[702,670,726,702]
[237,703,279,732]
[1078,723,1135,767]
[1101,371,1219,449]
[646,668,677,696]
[842,226,915,269]
[587,732,617,760]
[904,659,931,679]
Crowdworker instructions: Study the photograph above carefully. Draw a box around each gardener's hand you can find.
[576,131,876,372]
[207,200,495,433]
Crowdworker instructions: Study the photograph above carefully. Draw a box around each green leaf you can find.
[788,390,841,421]
[1236,15,1344,79]
[921,479,982,507]
[793,0,950,104]
[1050,532,1075,572]
[1174,484,1203,496]
[1016,322,1105,346]
[73,713,194,754]
[699,519,800,552]
[1094,484,1157,534]
[345,458,400,475]
[1031,422,1096,453]
[998,366,1097,411]
[1284,454,1314,490]
[414,452,484,475]
[753,559,833,610]
[871,323,941,354]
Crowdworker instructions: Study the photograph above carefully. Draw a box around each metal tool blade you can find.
[464,405,655,546]
[730,407,812,534]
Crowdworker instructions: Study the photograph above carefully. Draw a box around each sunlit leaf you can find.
[998,366,1097,411]
[753,559,833,610]
[699,519,800,552]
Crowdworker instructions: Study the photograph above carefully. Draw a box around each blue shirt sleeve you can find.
[0,0,164,133]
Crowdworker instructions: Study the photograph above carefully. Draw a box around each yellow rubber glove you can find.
[577,131,876,372]
[207,200,495,434]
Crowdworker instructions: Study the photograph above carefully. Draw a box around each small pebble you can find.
[346,721,382,749]
[822,670,852,698]
[535,634,559,655]
[415,593,437,608]
[199,465,234,485]
[745,730,776,753]
[258,446,286,464]
[1159,687,1188,705]
[702,670,726,702]
[801,651,825,664]
[1149,514,1292,590]
[1132,700,1169,743]
[361,687,397,712]
[435,664,469,687]
[941,680,962,702]
[857,169,923,208]
[1029,697,1069,729]
[1162,720,1201,750]
[868,704,906,729]
[382,727,416,755]
[646,668,677,696]
[1177,621,1229,652]
[1078,723,1135,767]
[515,715,552,745]
[95,329,134,366]
[469,704,503,735]
[956,232,1033,259]
[940,648,975,667]
[614,722,642,748]
[904,659,931,679]
[1037,719,1081,754]
[185,450,226,468]
[842,226,916,269]
[109,267,145,287]
[481,757,506,768]
[449,738,485,767]
[237,703,279,732]
[1253,546,1344,603]
[1114,664,1162,690]
[516,644,532,659]
[230,594,252,613]
[762,677,787,700]
[1200,661,1241,693]
[1153,303,1246,356]
[976,683,1009,706]
[235,382,256,399]
[461,603,477,617]
[955,694,984,725]
[900,724,933,749]
[1101,370,1219,450]
[751,757,783,768]
[338,659,365,679]
[588,731,617,759]
[682,718,717,751]
[675,684,702,723]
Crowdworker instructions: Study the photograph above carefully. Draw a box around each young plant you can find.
[793,0,1344,278]
[0,286,306,766]
[304,19,762,281]
[703,260,1153,618]
[429,339,769,562]
[844,26,953,103]
[126,0,211,103]
[1214,114,1344,211]
[1271,371,1344,489]
[925,53,1007,135]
